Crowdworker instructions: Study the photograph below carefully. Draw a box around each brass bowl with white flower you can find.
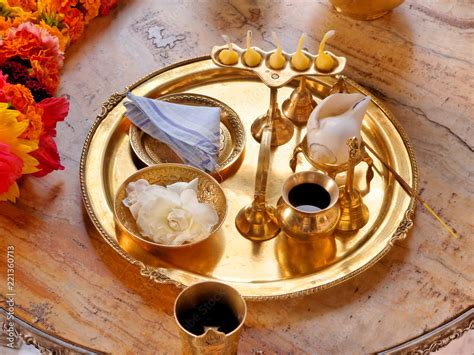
[114,163,227,250]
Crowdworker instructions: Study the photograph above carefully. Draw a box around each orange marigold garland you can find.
[0,0,119,202]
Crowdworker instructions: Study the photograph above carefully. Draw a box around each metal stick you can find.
[364,142,460,239]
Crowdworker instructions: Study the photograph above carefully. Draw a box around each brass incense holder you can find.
[235,91,280,241]
[251,87,294,146]
[282,77,317,126]
[336,137,369,231]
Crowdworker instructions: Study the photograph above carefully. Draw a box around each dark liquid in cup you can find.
[288,183,331,212]
[178,300,240,335]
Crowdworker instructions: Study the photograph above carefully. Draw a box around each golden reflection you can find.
[275,234,337,278]
[117,225,225,275]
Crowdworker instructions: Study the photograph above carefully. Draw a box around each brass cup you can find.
[276,171,340,241]
[174,281,247,355]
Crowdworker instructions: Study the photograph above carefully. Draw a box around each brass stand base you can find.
[290,136,375,192]
[282,77,317,126]
[251,108,294,147]
[235,202,281,242]
[336,187,369,232]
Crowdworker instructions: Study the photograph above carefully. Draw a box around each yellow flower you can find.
[0,102,39,202]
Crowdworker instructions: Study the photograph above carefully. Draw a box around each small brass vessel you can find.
[276,171,340,241]
[329,0,405,20]
[282,77,317,126]
[336,137,369,231]
[174,281,247,355]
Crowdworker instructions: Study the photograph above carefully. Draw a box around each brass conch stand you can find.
[289,74,374,189]
[235,89,281,241]
[290,136,374,190]
[337,137,369,231]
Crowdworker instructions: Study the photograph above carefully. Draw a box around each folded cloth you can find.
[124,93,221,172]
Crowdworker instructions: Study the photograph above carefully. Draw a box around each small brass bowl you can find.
[114,164,227,250]
[276,171,340,241]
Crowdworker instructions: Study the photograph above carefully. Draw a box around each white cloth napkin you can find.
[124,93,221,172]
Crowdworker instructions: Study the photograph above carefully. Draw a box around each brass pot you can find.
[276,171,340,241]
[329,0,405,20]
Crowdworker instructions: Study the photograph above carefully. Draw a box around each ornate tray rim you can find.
[79,56,418,300]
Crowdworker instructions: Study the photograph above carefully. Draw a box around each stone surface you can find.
[0,0,472,353]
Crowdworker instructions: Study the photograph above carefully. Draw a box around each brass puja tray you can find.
[80,57,418,299]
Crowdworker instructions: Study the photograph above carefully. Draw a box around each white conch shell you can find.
[306,93,371,165]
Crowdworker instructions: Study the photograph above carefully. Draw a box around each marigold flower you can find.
[0,82,45,141]
[80,0,100,24]
[0,0,35,32]
[61,6,85,42]
[38,20,70,51]
[0,22,64,93]
[6,0,36,12]
[0,0,117,200]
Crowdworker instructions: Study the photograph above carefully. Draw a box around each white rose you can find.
[123,178,218,245]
